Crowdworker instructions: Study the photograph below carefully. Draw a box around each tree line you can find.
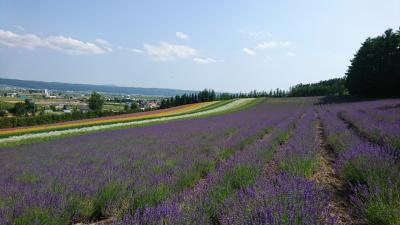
[159,89,217,108]
[159,88,289,109]
[288,78,347,97]
[0,110,123,129]
[160,82,350,110]
[346,28,400,97]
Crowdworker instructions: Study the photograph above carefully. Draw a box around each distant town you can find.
[0,84,162,117]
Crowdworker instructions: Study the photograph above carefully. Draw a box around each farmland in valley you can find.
[0,99,256,146]
[0,97,399,224]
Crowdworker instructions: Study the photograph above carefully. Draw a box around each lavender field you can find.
[0,97,399,225]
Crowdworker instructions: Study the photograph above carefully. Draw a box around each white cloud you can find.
[129,42,219,63]
[94,38,113,52]
[116,46,142,53]
[45,36,110,55]
[240,29,272,38]
[176,32,189,40]
[279,41,291,47]
[286,52,296,57]
[257,41,291,49]
[193,57,220,64]
[243,47,256,56]
[0,29,42,49]
[257,41,277,49]
[130,48,144,53]
[143,42,197,61]
[0,29,111,55]
[94,38,109,45]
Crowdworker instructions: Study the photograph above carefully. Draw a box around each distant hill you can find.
[0,78,195,96]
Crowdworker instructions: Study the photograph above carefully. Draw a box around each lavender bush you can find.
[1,97,400,225]
[319,99,400,225]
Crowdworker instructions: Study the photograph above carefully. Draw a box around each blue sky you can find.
[0,0,399,92]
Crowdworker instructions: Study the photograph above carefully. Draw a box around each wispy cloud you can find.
[143,42,197,61]
[243,47,256,56]
[286,52,296,57]
[117,45,143,53]
[130,48,144,53]
[240,29,272,38]
[94,38,112,52]
[176,32,189,40]
[193,57,221,64]
[257,41,291,49]
[0,29,111,55]
[16,26,25,31]
[94,38,109,45]
[124,41,219,64]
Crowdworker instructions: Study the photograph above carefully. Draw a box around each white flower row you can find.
[0,98,255,144]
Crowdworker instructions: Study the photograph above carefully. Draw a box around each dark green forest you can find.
[346,28,400,97]
[289,27,400,98]
[288,78,347,97]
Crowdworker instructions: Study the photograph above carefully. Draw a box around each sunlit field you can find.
[1,97,399,224]
[1,1,399,224]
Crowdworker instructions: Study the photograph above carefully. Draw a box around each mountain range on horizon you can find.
[0,77,196,96]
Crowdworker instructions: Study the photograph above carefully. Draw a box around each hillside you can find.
[0,77,195,96]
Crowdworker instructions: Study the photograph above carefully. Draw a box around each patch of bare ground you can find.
[313,112,364,225]
[74,217,116,225]
[262,142,285,179]
[263,127,295,179]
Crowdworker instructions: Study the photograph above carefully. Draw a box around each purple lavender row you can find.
[115,102,305,224]
[318,103,400,224]
[367,105,400,124]
[339,110,400,150]
[317,105,362,152]
[218,110,336,225]
[0,100,284,224]
[278,110,320,178]
[323,98,400,150]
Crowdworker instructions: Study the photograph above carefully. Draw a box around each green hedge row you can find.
[0,111,126,128]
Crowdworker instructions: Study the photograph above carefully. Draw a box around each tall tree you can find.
[88,91,104,112]
[346,28,400,97]
[24,99,36,115]
[12,102,27,116]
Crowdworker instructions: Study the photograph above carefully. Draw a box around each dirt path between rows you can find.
[262,140,286,179]
[74,217,116,225]
[313,112,363,225]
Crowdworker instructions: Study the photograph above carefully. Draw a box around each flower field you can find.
[0,97,399,225]
[0,99,255,146]
[0,101,217,138]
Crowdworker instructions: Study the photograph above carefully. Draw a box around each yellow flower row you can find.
[0,102,215,136]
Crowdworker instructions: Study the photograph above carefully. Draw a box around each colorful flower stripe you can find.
[0,101,215,137]
[0,99,254,145]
